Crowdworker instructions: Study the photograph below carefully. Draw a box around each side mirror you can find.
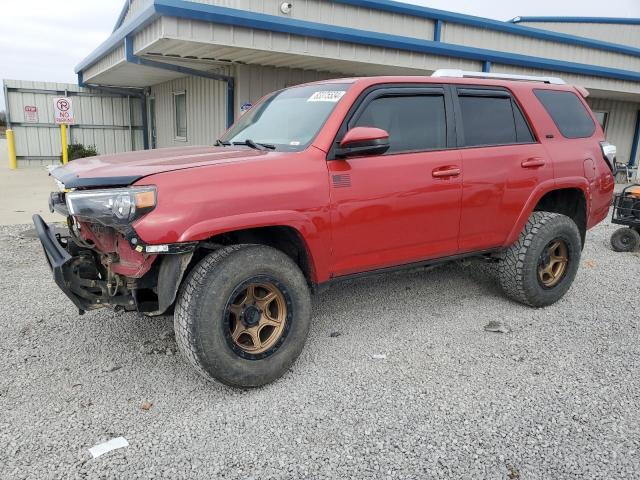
[336,127,390,158]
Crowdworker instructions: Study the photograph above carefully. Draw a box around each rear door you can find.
[327,86,462,277]
[453,86,553,252]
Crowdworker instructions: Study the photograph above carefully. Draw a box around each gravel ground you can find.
[1,217,639,480]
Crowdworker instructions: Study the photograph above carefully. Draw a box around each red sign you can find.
[24,105,38,123]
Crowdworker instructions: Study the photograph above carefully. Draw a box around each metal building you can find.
[2,80,145,166]
[16,1,640,174]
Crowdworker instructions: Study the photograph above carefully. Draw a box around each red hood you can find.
[51,145,268,188]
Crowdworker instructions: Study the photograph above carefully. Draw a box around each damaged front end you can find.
[34,188,195,315]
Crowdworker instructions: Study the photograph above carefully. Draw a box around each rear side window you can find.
[534,89,595,139]
[458,93,534,147]
[353,95,447,153]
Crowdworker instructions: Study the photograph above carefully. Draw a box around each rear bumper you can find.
[32,214,89,313]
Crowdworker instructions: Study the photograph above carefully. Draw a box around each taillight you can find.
[599,141,616,172]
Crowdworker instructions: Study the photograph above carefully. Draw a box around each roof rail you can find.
[431,69,566,85]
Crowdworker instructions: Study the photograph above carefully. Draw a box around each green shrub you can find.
[67,143,98,161]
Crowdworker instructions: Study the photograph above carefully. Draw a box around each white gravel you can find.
[1,217,639,479]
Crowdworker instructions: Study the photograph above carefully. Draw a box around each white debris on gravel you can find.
[0,216,639,479]
[88,437,129,459]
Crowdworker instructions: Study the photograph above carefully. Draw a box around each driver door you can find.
[327,86,462,277]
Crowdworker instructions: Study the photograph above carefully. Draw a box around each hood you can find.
[52,145,269,188]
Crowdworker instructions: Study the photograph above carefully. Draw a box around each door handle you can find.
[521,157,546,168]
[432,166,461,178]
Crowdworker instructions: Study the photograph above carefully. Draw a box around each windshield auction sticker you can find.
[307,91,346,102]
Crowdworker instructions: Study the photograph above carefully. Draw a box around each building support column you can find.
[77,71,149,150]
[123,36,235,128]
[629,109,640,167]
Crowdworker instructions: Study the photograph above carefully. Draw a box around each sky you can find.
[1,0,639,110]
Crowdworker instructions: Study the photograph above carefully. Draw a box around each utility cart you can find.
[611,184,640,252]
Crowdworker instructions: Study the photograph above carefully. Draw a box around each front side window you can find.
[534,89,595,139]
[222,83,351,151]
[458,93,534,147]
[174,91,187,140]
[353,94,447,153]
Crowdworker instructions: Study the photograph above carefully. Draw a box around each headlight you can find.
[65,186,156,229]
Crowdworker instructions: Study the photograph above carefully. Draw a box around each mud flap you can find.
[148,252,194,316]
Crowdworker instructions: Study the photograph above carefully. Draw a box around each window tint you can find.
[174,92,187,139]
[534,90,595,139]
[353,95,447,153]
[458,94,533,147]
[513,103,535,143]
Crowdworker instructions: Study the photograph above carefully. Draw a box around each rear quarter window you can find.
[534,89,595,139]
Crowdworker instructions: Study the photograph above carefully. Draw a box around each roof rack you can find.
[431,69,566,85]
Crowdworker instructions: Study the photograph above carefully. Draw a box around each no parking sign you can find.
[53,97,75,124]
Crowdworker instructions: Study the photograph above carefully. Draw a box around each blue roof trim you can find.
[330,0,640,57]
[152,0,640,82]
[113,0,131,32]
[510,16,640,25]
[75,4,158,73]
[76,0,640,84]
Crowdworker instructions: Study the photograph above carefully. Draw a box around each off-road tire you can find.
[610,227,640,252]
[174,244,311,388]
[497,212,581,308]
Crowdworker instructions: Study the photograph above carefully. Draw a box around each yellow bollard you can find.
[60,123,68,164]
[6,129,17,170]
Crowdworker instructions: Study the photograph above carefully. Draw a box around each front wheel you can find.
[174,244,311,388]
[497,212,582,308]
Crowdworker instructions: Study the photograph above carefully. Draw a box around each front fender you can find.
[178,210,330,283]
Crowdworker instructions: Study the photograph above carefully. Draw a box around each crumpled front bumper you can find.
[32,214,89,313]
[33,214,194,316]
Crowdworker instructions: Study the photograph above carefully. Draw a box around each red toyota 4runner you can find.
[34,71,615,387]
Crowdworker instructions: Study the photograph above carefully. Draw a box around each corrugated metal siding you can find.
[148,64,351,148]
[83,45,126,83]
[441,23,640,73]
[83,19,161,84]
[149,73,229,148]
[234,64,337,113]
[161,0,640,73]
[588,97,640,166]
[519,22,640,49]
[172,0,436,40]
[121,0,153,26]
[162,17,481,73]
[4,79,143,166]
[133,18,163,52]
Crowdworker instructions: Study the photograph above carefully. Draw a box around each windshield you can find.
[221,83,351,151]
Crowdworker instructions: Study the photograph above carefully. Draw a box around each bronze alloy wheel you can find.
[537,238,569,288]
[175,245,311,387]
[226,281,288,356]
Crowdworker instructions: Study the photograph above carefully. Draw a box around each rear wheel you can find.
[174,244,311,388]
[611,227,640,252]
[498,212,581,307]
